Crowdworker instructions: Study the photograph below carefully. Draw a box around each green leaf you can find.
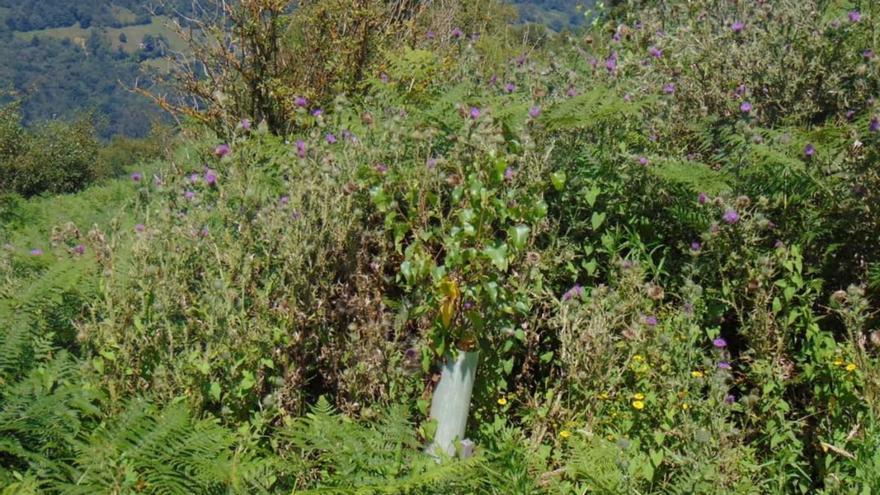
[551,171,567,191]
[239,371,256,391]
[502,358,514,374]
[591,211,607,230]
[585,186,601,207]
[509,225,530,250]
[483,243,509,271]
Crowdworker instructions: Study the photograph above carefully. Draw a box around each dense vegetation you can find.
[2,0,880,493]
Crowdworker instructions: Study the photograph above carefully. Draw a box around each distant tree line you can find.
[0,29,169,139]
[0,0,193,32]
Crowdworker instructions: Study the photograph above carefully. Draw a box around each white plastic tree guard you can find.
[426,350,479,457]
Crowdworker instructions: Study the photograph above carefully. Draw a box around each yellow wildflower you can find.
[633,354,644,362]
[833,357,844,366]
[691,370,704,378]
[559,430,572,439]
[606,434,615,441]
[497,397,508,406]
[845,363,857,372]
[598,392,610,400]
[633,393,645,400]
[681,403,690,410]
[632,400,645,410]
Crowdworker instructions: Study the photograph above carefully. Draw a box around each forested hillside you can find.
[2,0,880,494]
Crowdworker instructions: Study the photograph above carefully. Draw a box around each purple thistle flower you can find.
[562,284,584,301]
[488,74,498,86]
[516,54,526,67]
[131,171,143,182]
[470,107,481,120]
[325,133,337,144]
[296,140,307,159]
[294,96,308,107]
[426,157,437,169]
[663,83,676,94]
[566,86,577,97]
[204,169,218,186]
[214,144,230,158]
[870,117,879,133]
[184,190,196,200]
[240,118,251,130]
[713,337,728,348]
[740,101,752,113]
[528,106,542,119]
[690,241,702,252]
[134,223,145,233]
[375,163,388,174]
[648,46,662,58]
[505,82,516,93]
[863,50,874,60]
[774,239,785,248]
[845,110,856,121]
[735,84,747,97]
[312,109,323,117]
[849,11,861,23]
[638,156,649,165]
[504,167,514,180]
[717,361,732,370]
[605,51,618,72]
[30,248,43,256]
[698,192,709,204]
[404,347,419,360]
[463,300,474,310]
[725,394,736,404]
[804,143,816,157]
[722,210,740,224]
[731,21,745,33]
[279,195,290,206]
[644,315,658,326]
[452,27,463,39]
[612,31,621,42]
[380,72,389,83]
[73,244,86,255]
[426,30,435,40]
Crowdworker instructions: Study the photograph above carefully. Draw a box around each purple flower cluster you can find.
[562,284,584,301]
[804,143,816,157]
[214,144,230,158]
[605,51,618,72]
[722,209,740,224]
